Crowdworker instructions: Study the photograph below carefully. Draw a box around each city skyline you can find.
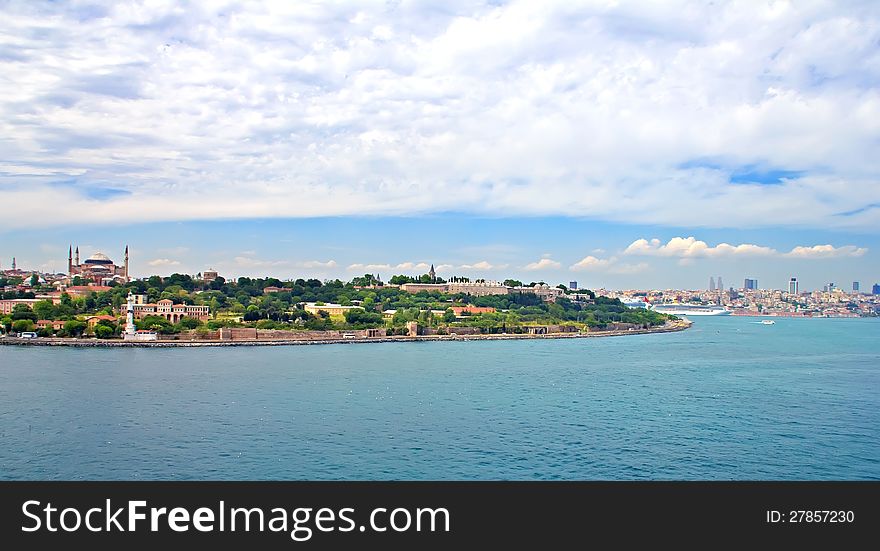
[1,217,876,293]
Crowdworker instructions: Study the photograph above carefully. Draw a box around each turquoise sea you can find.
[0,316,877,480]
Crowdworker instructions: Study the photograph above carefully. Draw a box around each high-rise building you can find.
[709,277,716,292]
[569,281,578,290]
[744,278,758,290]
[873,283,880,295]
[788,277,798,295]
[823,282,836,293]
[852,281,859,293]
[717,276,723,291]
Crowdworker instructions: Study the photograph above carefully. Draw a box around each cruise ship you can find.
[649,304,731,316]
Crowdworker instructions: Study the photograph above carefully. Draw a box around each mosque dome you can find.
[84,252,114,265]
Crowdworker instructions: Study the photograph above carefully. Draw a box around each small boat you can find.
[760,320,775,325]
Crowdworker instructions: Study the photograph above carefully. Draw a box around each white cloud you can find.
[623,237,777,258]
[148,258,181,267]
[783,244,868,258]
[571,256,613,270]
[459,261,506,271]
[570,256,649,274]
[524,258,562,271]
[624,236,868,261]
[0,2,877,230]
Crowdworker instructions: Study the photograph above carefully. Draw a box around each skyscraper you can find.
[788,277,798,295]
[852,281,859,293]
[709,277,716,292]
[744,278,758,290]
[717,276,723,291]
[569,281,578,290]
[873,283,880,295]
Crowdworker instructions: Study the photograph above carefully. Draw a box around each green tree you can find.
[33,300,56,320]
[176,317,202,330]
[443,308,456,323]
[13,319,35,333]
[12,304,38,321]
[94,325,114,339]
[343,308,384,328]
[137,315,177,334]
[255,319,277,330]
[63,320,87,337]
[30,274,39,287]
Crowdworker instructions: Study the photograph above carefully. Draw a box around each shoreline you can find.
[0,320,691,348]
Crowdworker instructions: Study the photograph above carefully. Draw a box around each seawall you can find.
[0,321,691,348]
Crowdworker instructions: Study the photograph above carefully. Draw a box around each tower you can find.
[68,245,73,275]
[429,264,436,283]
[709,277,715,292]
[125,292,136,336]
[11,257,15,271]
[75,246,79,266]
[124,245,129,280]
[788,277,798,295]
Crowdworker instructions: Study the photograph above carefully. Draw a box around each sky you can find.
[0,1,878,291]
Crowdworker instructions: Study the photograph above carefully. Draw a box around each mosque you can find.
[68,245,130,284]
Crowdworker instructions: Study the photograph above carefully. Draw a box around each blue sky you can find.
[1,1,878,291]
[3,216,877,292]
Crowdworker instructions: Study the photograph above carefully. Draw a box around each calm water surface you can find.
[0,317,877,480]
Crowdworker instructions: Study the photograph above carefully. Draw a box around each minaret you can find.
[75,246,79,266]
[68,245,73,275]
[124,245,129,281]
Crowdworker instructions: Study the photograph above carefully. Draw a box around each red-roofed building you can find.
[64,285,113,297]
[86,315,119,329]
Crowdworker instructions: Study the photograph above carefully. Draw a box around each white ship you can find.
[650,304,731,316]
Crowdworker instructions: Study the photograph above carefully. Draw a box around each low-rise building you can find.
[451,306,496,316]
[398,283,449,293]
[303,302,359,316]
[0,298,42,314]
[508,284,564,302]
[86,315,119,329]
[131,299,210,322]
[64,285,113,297]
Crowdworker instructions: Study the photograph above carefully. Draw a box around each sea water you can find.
[1,316,877,480]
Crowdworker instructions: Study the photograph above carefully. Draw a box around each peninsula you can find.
[1,263,683,345]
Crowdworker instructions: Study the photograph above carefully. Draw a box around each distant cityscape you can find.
[1,247,879,321]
